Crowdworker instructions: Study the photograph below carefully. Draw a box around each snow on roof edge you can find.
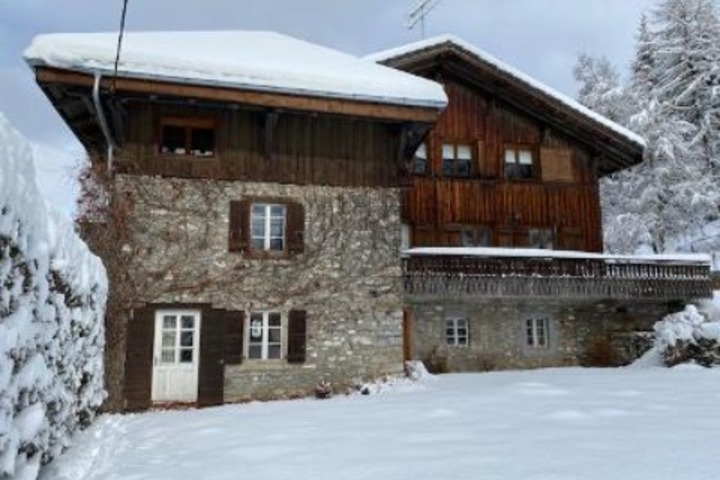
[406,247,711,265]
[24,31,448,111]
[367,34,646,148]
[26,57,448,110]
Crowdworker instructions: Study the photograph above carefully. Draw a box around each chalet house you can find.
[25,31,710,411]
[369,36,711,371]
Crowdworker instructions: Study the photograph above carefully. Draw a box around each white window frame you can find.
[526,318,550,349]
[504,147,535,179]
[446,317,469,346]
[246,311,284,360]
[250,203,286,252]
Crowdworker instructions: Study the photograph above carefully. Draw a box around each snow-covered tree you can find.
[573,54,631,124]
[586,0,720,254]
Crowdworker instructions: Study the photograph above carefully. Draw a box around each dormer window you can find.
[412,144,428,175]
[442,144,472,177]
[504,147,535,179]
[160,117,216,157]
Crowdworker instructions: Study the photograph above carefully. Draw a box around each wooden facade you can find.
[402,76,604,252]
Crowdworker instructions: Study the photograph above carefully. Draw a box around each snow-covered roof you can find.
[367,35,645,148]
[406,247,711,265]
[24,31,448,110]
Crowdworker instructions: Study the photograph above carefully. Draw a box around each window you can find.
[526,318,549,348]
[446,317,469,346]
[159,312,198,364]
[412,144,428,175]
[442,144,472,177]
[461,226,491,247]
[160,117,216,157]
[528,228,554,249]
[250,204,286,252]
[505,147,535,179]
[248,312,282,360]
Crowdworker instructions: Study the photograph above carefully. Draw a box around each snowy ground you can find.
[41,367,720,480]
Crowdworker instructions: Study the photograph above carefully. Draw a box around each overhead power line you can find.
[112,0,130,93]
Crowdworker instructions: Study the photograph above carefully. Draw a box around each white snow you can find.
[0,112,107,480]
[24,31,448,109]
[406,246,710,265]
[40,368,720,480]
[367,35,646,147]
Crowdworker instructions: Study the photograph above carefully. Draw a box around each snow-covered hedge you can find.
[654,305,720,368]
[0,114,107,480]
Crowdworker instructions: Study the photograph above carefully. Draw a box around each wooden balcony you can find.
[403,248,712,302]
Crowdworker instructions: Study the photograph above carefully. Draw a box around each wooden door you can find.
[152,310,201,403]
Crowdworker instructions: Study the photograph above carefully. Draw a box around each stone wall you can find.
[409,299,677,372]
[114,174,404,403]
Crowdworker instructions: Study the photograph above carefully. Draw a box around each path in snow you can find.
[41,367,720,480]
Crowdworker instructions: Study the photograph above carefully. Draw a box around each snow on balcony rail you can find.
[406,247,710,266]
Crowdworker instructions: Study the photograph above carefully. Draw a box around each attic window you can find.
[160,117,216,157]
[442,143,472,177]
[412,144,428,175]
[504,147,535,179]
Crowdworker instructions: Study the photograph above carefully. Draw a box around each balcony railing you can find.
[403,248,712,301]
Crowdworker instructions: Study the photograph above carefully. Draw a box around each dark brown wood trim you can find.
[35,67,442,123]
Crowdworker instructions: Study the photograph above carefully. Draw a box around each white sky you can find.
[0,0,657,213]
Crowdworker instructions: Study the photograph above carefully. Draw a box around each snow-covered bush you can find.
[654,305,720,367]
[0,113,107,480]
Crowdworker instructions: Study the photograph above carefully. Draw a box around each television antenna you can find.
[405,0,443,39]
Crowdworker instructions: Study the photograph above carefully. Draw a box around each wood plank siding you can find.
[403,78,604,252]
[115,102,405,187]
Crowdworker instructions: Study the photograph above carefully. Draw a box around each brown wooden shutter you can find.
[540,148,574,182]
[287,309,307,364]
[224,310,245,365]
[228,200,250,252]
[286,201,305,255]
[124,307,155,411]
[198,308,226,407]
[476,140,491,178]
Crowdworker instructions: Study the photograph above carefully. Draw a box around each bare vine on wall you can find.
[76,156,403,408]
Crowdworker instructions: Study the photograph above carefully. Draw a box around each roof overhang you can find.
[370,38,645,176]
[32,66,444,153]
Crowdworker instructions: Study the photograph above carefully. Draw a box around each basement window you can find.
[446,317,469,346]
[160,117,216,157]
[526,318,549,349]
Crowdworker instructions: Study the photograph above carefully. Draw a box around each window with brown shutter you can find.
[228,198,305,256]
[224,311,245,365]
[287,310,307,364]
[228,200,250,253]
[286,201,305,254]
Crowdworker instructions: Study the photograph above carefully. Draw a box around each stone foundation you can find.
[409,299,678,371]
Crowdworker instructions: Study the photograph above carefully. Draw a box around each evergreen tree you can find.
[584,0,720,254]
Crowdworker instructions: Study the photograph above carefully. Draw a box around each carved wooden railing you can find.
[403,253,712,301]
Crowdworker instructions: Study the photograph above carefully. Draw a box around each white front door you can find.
[152,310,201,403]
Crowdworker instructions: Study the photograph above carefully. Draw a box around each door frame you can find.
[151,309,202,403]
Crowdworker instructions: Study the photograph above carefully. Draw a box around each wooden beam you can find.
[264,111,280,161]
[35,67,442,123]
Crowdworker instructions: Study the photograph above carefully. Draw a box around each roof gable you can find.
[25,31,447,110]
[368,35,645,175]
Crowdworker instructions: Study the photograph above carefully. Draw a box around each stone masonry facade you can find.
[409,299,677,372]
[116,174,405,401]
